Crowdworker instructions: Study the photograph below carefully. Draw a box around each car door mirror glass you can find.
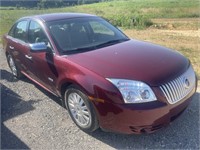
[29,42,47,52]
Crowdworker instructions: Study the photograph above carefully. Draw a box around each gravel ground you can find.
[1,48,200,150]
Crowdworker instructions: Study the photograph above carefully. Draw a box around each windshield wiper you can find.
[96,38,129,48]
[63,46,96,54]
[62,38,129,54]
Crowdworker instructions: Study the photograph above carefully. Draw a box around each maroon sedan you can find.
[2,13,197,134]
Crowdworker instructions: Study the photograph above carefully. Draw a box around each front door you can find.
[27,20,58,93]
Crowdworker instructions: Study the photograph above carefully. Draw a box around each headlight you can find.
[107,79,157,103]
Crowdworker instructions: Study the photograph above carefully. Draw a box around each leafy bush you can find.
[107,14,153,29]
[132,15,153,29]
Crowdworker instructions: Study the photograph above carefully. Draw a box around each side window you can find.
[13,20,28,42]
[28,20,48,44]
[90,21,115,36]
[8,24,16,37]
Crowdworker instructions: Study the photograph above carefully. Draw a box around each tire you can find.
[64,85,99,132]
[7,54,23,79]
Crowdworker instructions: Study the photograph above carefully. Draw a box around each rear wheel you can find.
[7,54,23,78]
[64,85,99,132]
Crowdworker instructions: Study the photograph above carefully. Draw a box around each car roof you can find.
[21,13,97,22]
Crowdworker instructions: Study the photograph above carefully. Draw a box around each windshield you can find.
[47,17,129,54]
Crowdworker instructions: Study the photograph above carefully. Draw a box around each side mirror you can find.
[29,42,48,53]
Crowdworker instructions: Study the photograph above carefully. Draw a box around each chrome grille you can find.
[160,66,196,104]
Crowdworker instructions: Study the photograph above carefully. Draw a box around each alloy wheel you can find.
[67,92,91,128]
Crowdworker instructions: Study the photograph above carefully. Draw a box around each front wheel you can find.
[64,85,99,132]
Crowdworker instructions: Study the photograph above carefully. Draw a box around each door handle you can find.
[25,55,32,60]
[9,46,14,50]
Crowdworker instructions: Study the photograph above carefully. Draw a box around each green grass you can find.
[0,0,199,39]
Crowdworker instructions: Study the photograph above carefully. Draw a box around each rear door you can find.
[6,19,30,74]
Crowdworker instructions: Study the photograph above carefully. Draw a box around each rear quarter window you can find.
[10,20,28,42]
[8,25,16,37]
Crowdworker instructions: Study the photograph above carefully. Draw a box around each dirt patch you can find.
[158,30,200,37]
[150,18,200,30]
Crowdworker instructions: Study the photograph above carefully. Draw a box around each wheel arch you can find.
[5,51,10,63]
[59,79,92,100]
[60,81,73,99]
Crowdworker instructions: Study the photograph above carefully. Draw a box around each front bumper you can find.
[93,86,196,134]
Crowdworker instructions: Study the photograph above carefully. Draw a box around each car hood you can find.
[66,39,189,86]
